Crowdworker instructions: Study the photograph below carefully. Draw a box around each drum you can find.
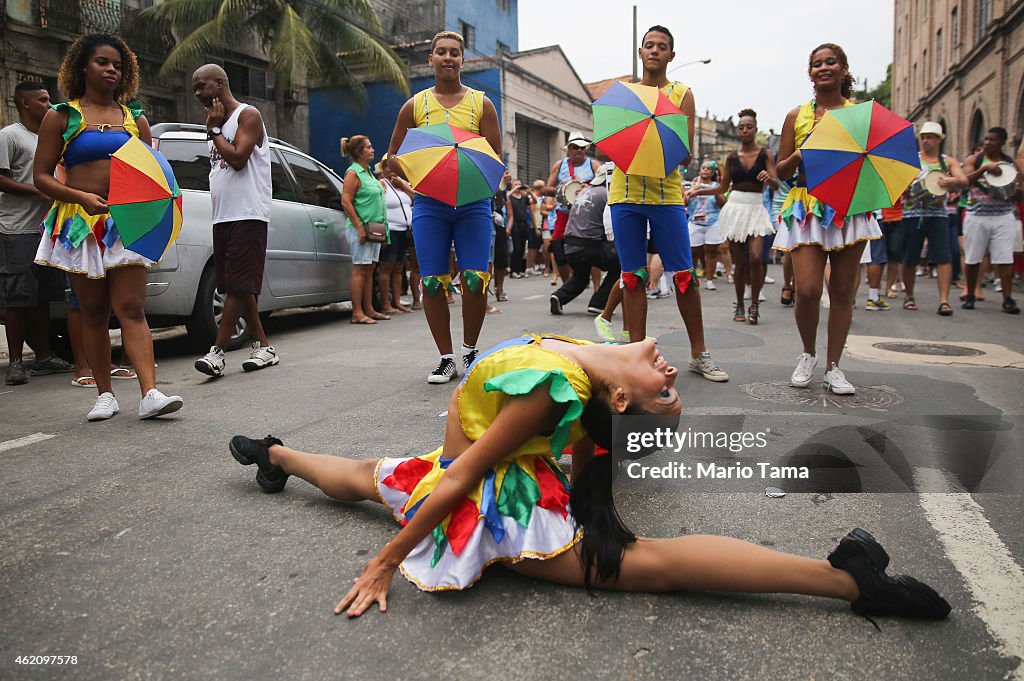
[922,169,947,196]
[983,162,1019,201]
[556,180,584,206]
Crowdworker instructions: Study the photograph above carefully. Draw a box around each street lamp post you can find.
[668,58,712,74]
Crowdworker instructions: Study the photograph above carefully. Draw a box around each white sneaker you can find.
[790,353,818,388]
[759,290,767,302]
[994,279,1003,293]
[688,352,729,382]
[139,389,183,419]
[242,342,279,372]
[764,275,776,284]
[87,392,119,421]
[194,346,226,377]
[823,363,855,395]
[705,280,717,291]
[594,314,616,342]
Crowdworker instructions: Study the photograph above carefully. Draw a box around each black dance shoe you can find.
[230,435,289,493]
[828,528,951,620]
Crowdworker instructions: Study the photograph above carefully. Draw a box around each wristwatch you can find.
[208,126,222,139]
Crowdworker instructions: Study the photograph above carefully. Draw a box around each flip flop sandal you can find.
[903,298,918,311]
[937,302,954,316]
[110,367,137,379]
[71,376,96,387]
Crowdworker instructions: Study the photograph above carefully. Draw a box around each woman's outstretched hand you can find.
[335,556,397,617]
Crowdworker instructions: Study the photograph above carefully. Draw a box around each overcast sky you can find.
[518,0,895,133]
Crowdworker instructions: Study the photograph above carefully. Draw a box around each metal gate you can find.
[516,116,552,185]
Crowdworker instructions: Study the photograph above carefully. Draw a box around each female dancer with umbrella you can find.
[227,335,950,623]
[33,34,182,421]
[773,44,881,394]
[688,109,778,324]
[386,31,502,384]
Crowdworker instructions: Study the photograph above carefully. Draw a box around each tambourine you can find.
[982,162,1019,201]
[556,180,584,206]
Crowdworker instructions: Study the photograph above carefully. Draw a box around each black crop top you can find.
[727,148,768,192]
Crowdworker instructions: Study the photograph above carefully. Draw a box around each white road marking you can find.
[523,294,547,301]
[915,468,1024,677]
[0,432,56,453]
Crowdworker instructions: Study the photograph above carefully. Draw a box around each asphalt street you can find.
[1,265,1022,681]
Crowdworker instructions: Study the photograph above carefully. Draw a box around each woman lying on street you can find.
[687,109,778,325]
[772,43,882,395]
[229,334,949,622]
[33,33,182,422]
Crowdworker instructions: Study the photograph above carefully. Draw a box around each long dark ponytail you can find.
[570,394,644,590]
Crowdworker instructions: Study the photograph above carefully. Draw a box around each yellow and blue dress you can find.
[375,334,592,591]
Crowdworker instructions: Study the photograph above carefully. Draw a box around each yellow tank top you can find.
[458,335,593,460]
[412,87,485,133]
[608,81,689,205]
[793,99,853,148]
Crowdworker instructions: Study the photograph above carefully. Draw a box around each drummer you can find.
[900,122,968,317]
[961,126,1020,314]
[544,132,600,285]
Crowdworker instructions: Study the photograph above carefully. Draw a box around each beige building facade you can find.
[501,46,594,183]
[892,0,1024,159]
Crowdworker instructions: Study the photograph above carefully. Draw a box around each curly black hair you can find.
[737,108,757,122]
[808,43,855,99]
[57,33,140,103]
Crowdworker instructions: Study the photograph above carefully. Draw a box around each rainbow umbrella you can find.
[801,100,920,216]
[592,81,689,178]
[107,136,182,261]
[394,123,505,207]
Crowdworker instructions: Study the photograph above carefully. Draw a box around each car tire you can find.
[186,264,252,351]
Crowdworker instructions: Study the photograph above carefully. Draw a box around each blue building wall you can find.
[308,68,503,176]
[445,0,518,55]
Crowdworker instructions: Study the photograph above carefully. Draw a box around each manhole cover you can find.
[872,342,984,357]
[742,382,905,411]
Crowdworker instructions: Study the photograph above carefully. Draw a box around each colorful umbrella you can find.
[592,81,689,178]
[394,123,505,207]
[801,100,920,216]
[107,136,182,261]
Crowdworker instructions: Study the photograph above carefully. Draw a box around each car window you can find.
[157,139,210,191]
[282,151,343,209]
[270,151,300,203]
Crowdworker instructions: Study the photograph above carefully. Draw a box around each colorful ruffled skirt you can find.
[773,187,881,252]
[34,200,153,279]
[375,447,581,591]
[718,190,775,241]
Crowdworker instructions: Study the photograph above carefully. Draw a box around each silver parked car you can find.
[148,123,352,348]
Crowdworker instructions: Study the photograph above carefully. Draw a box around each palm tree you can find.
[142,0,409,139]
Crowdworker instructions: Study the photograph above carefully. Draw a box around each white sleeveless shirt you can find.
[209,103,272,224]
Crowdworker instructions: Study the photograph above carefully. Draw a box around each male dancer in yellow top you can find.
[607,26,727,382]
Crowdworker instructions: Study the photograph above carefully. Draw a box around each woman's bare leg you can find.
[824,243,866,368]
[789,245,828,355]
[268,444,380,503]
[509,535,858,601]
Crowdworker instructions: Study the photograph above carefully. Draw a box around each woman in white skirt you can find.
[688,109,777,324]
[773,43,881,395]
[33,34,182,421]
